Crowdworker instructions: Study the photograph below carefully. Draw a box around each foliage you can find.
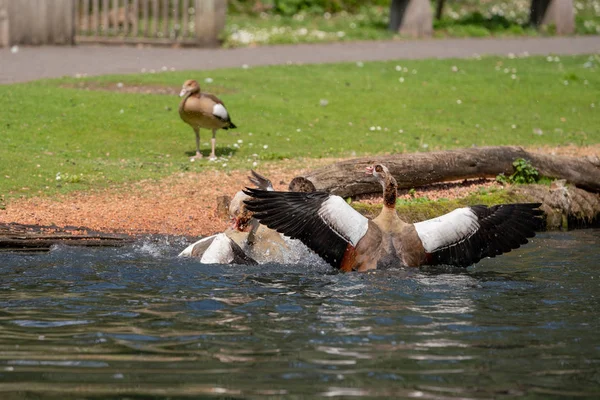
[228,0,389,15]
[224,1,600,46]
[0,55,598,200]
[496,158,540,185]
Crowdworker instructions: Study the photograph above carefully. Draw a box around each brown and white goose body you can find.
[244,164,543,272]
[179,79,236,160]
[179,171,315,265]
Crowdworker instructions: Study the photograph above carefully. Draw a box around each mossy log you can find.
[0,223,133,252]
[350,182,599,231]
[509,182,600,230]
[289,146,600,197]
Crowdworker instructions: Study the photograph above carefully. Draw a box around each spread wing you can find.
[243,188,369,269]
[414,203,544,267]
[248,170,274,191]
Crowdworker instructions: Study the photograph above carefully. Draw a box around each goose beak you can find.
[179,88,188,97]
[365,165,374,175]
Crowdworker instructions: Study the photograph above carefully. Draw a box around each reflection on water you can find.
[0,230,599,399]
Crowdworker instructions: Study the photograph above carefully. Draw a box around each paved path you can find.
[1,36,599,84]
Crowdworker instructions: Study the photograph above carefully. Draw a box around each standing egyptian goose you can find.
[244,164,543,272]
[179,79,237,160]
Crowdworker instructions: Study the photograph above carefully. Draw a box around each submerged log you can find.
[289,146,600,197]
[0,223,133,252]
[509,181,600,230]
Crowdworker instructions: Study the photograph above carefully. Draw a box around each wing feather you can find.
[244,189,369,269]
[416,203,543,267]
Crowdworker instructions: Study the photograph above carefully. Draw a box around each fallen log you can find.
[0,223,133,252]
[289,146,600,197]
[510,181,600,230]
[349,182,599,231]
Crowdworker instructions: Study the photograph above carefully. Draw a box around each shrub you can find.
[496,158,540,185]
[229,0,389,15]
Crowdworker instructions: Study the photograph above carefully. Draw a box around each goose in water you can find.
[244,164,543,272]
[179,171,316,265]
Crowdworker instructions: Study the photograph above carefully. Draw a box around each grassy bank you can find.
[0,54,598,202]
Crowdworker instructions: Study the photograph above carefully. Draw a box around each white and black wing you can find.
[243,188,369,269]
[415,203,543,267]
[248,170,274,191]
[179,234,218,258]
[198,233,257,265]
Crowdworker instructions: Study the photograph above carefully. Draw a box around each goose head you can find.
[229,191,254,231]
[179,79,200,97]
[366,164,392,186]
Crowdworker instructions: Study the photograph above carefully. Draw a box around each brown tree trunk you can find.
[0,223,133,252]
[289,146,600,197]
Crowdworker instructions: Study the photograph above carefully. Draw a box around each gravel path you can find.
[2,36,599,84]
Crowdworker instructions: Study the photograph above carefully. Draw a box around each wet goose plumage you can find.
[244,164,543,271]
[179,170,314,265]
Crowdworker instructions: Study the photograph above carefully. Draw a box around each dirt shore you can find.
[1,145,597,238]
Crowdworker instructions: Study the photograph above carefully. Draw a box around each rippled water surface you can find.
[0,230,599,399]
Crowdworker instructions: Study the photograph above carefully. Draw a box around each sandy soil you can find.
[1,145,597,238]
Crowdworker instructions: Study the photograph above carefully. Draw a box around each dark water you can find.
[0,230,599,399]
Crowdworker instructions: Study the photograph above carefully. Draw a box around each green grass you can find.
[224,1,600,47]
[352,185,525,222]
[0,54,598,201]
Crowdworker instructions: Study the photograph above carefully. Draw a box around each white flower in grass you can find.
[204,77,213,83]
[356,61,364,67]
[399,77,405,83]
[456,99,462,104]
